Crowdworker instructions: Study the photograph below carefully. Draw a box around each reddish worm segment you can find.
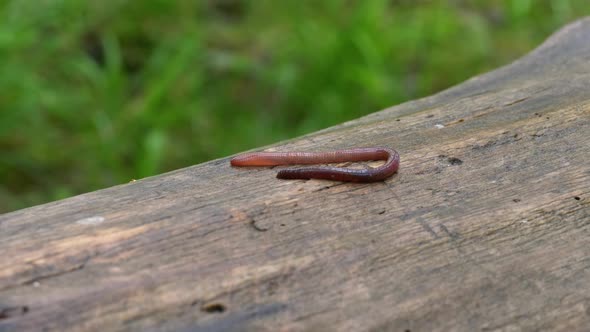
[230,147,400,182]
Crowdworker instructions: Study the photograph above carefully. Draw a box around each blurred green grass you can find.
[1,0,589,213]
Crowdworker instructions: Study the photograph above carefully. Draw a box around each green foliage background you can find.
[1,0,589,213]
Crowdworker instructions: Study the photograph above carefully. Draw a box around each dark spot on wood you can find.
[439,155,463,166]
[371,207,387,215]
[192,303,286,331]
[201,303,226,314]
[250,219,268,232]
[447,157,463,165]
[396,119,400,121]
[513,198,521,203]
[458,119,464,122]
[426,114,434,118]
[315,185,331,192]
[574,196,581,201]
[0,306,29,320]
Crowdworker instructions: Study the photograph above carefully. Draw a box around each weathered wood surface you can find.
[2,18,590,332]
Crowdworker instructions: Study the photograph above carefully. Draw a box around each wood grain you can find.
[1,18,590,332]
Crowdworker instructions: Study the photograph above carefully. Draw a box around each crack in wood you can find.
[17,255,92,289]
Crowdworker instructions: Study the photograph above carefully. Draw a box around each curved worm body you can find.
[230,147,399,182]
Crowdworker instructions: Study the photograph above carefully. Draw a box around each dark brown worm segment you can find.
[230,147,399,182]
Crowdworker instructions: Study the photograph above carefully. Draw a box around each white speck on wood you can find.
[76,216,105,225]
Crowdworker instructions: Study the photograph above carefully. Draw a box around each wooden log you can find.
[1,18,590,332]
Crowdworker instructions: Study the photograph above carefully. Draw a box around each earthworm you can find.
[230,147,399,182]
